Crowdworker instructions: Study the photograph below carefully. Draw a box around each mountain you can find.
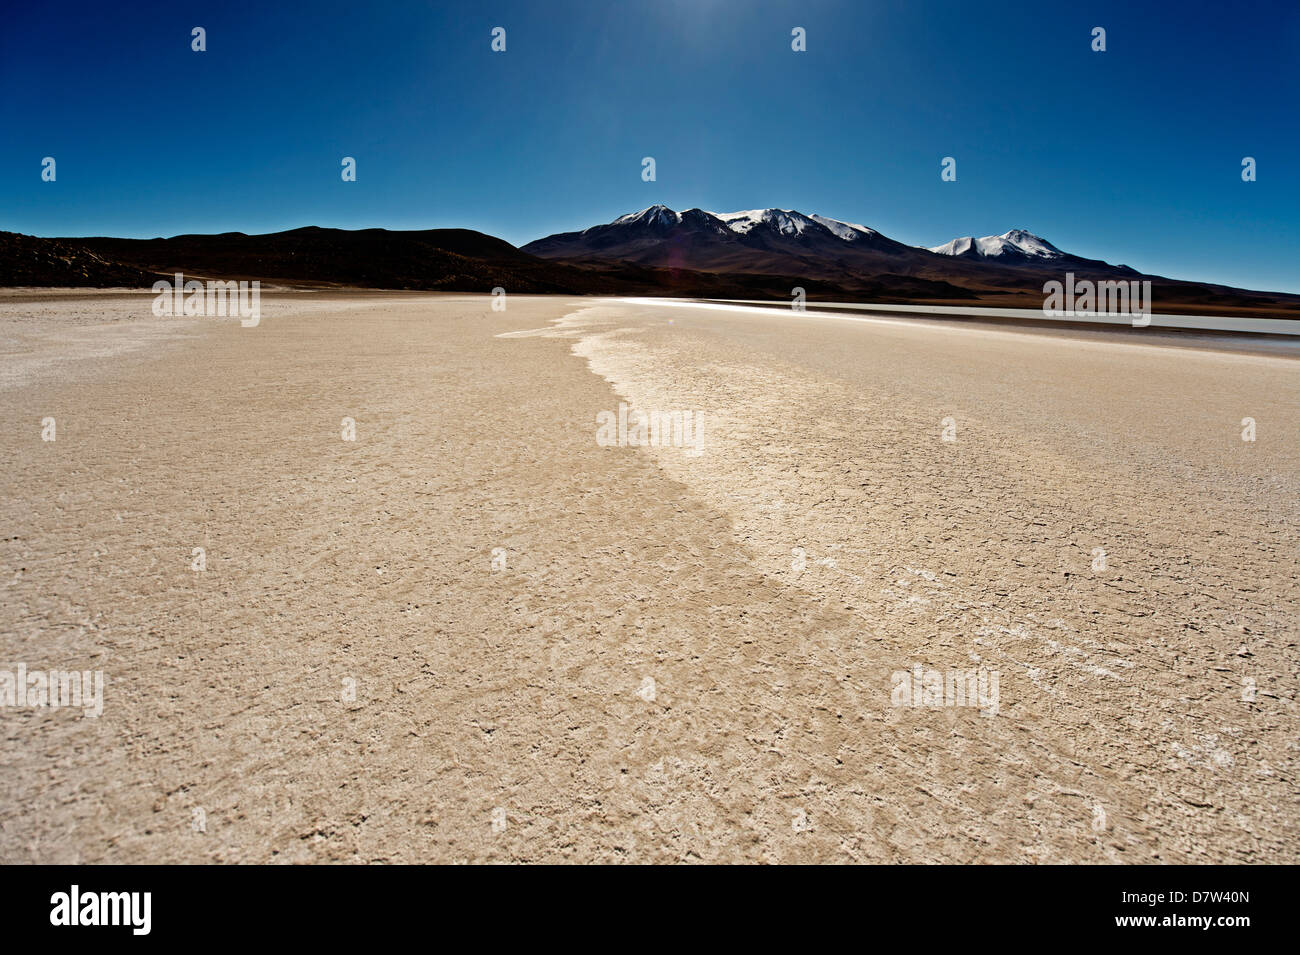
[28,224,772,295]
[4,225,898,299]
[526,206,1107,276]
[523,204,919,272]
[62,223,938,297]
[4,215,1295,317]
[65,226,592,292]
[0,231,156,287]
[522,205,1299,315]
[929,229,1065,262]
[3,225,650,293]
[927,229,1134,273]
[521,204,1149,294]
[521,204,1130,288]
[521,204,978,298]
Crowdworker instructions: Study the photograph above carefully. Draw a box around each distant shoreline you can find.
[649,297,1300,359]
[697,298,1300,336]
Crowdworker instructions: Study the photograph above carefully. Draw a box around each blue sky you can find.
[2,0,1296,291]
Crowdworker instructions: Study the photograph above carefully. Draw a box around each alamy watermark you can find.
[596,402,704,453]
[1,664,104,718]
[152,272,261,326]
[1043,272,1152,327]
[891,664,999,717]
[50,885,150,935]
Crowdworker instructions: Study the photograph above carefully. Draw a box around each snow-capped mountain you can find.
[522,205,914,276]
[928,230,1065,262]
[707,208,878,241]
[807,213,878,241]
[610,205,685,228]
[522,205,1135,288]
[597,205,881,242]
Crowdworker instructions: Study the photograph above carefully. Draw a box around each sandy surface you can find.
[0,292,1296,863]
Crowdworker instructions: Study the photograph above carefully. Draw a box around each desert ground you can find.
[0,291,1296,863]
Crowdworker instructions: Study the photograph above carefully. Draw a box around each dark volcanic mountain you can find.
[523,205,922,277]
[3,215,1295,317]
[3,224,914,299]
[523,205,1134,281]
[520,204,1154,295]
[522,205,982,299]
[523,205,1299,316]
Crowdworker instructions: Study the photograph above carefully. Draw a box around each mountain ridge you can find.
[520,205,1297,315]
[1,217,1295,318]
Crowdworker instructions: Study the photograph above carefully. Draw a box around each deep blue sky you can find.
[2,0,1296,291]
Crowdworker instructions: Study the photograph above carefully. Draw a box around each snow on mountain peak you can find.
[702,208,876,240]
[601,204,884,243]
[928,229,1063,259]
[995,229,1062,257]
[612,204,682,227]
[808,213,877,240]
[595,207,1072,263]
[929,236,976,256]
[709,209,803,235]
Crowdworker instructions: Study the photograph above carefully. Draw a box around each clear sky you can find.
[2,0,1296,292]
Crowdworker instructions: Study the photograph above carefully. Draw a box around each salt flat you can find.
[1,292,1295,863]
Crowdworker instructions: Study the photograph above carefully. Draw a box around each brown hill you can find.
[0,231,156,287]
